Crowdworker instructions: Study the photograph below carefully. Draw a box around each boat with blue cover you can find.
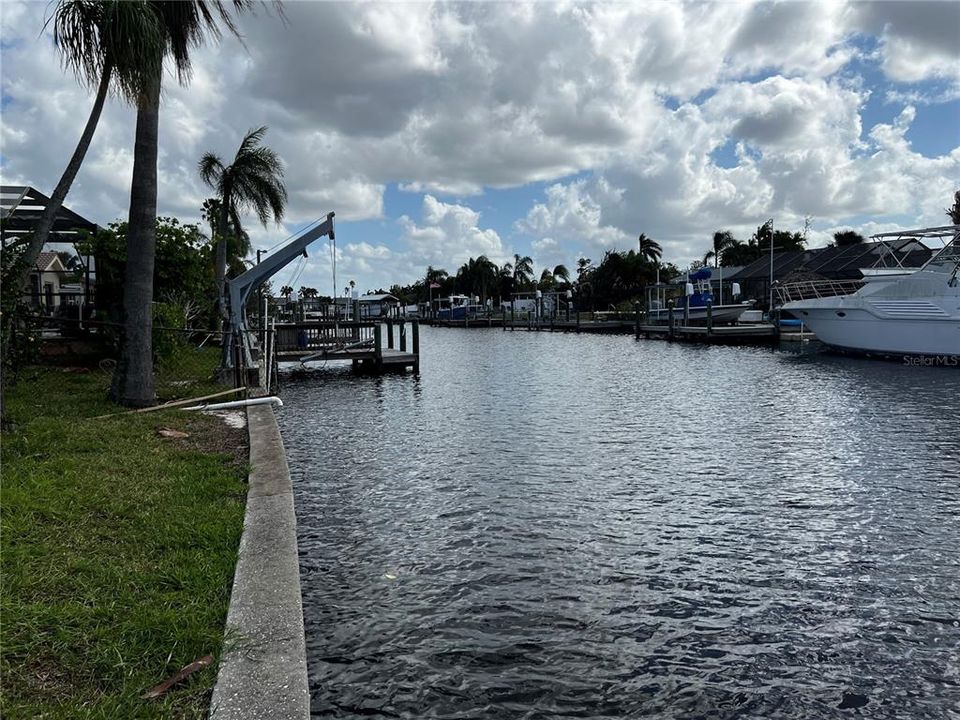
[647,267,755,325]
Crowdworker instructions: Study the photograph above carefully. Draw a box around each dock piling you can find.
[387,319,394,349]
[412,320,420,374]
[399,320,407,352]
[706,302,713,335]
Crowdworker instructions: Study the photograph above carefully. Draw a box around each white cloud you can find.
[400,194,508,270]
[518,177,629,253]
[1,0,956,292]
[851,1,960,84]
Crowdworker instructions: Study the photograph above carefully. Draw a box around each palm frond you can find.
[154,0,255,86]
[198,153,225,189]
[52,0,105,89]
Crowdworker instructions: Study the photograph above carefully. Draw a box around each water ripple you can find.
[279,328,960,719]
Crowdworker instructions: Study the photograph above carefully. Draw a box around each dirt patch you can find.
[165,412,248,472]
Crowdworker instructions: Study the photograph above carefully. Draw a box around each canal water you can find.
[277,327,960,719]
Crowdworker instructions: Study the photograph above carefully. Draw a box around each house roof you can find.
[34,251,67,272]
[359,293,399,302]
[725,240,931,282]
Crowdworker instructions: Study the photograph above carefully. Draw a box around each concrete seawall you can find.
[210,403,309,719]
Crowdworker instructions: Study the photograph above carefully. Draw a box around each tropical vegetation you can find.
[198,125,287,323]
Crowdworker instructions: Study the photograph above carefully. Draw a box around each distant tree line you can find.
[388,235,681,311]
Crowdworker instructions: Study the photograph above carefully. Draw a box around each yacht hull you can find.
[785,301,960,357]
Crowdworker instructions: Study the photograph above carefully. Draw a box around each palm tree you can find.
[552,264,571,285]
[538,268,554,290]
[10,2,163,302]
[455,256,499,303]
[112,0,257,406]
[703,230,735,267]
[510,253,534,289]
[201,197,249,270]
[425,266,447,283]
[199,126,287,322]
[637,233,662,264]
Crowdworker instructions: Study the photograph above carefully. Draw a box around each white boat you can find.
[646,302,755,325]
[780,225,960,358]
[646,267,754,325]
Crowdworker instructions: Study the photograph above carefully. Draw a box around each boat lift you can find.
[223,212,336,369]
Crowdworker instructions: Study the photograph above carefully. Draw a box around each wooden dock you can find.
[423,305,809,352]
[273,320,419,373]
[430,316,635,333]
[637,323,778,346]
[428,311,785,347]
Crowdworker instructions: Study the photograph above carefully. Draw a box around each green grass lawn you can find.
[1,367,247,719]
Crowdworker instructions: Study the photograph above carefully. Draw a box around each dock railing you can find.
[274,321,376,353]
[776,279,864,304]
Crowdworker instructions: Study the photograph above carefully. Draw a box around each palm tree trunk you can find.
[214,190,230,321]
[12,63,113,297]
[214,190,232,372]
[2,63,112,427]
[111,76,160,407]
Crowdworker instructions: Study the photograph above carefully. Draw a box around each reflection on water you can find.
[278,328,960,719]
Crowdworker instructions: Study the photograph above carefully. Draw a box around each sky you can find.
[1,0,958,295]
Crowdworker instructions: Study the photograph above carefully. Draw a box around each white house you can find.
[27,252,69,313]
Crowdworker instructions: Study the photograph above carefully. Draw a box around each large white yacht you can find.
[780,225,960,358]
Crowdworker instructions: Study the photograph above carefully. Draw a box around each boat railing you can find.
[776,279,865,304]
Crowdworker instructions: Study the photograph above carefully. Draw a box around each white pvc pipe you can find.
[182,396,283,411]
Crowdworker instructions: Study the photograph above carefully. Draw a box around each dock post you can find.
[668,301,675,340]
[634,302,641,339]
[387,318,395,349]
[706,301,713,335]
[683,300,690,326]
[374,323,383,369]
[399,320,407,352]
[412,320,420,374]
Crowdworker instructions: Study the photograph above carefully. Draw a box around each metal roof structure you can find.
[0,185,99,244]
[726,240,933,282]
[728,250,808,281]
